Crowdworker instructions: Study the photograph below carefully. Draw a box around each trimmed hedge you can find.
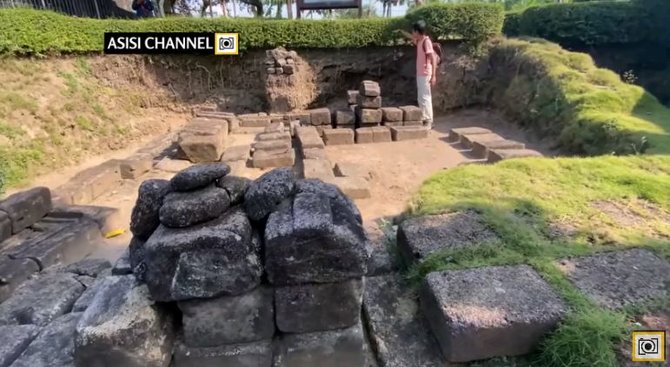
[0,4,504,55]
[502,11,522,37]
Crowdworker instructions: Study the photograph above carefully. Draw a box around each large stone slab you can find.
[390,126,428,141]
[347,90,359,104]
[0,211,10,245]
[252,150,296,169]
[399,106,422,121]
[10,312,81,367]
[355,128,374,144]
[303,148,328,160]
[173,338,272,367]
[356,108,382,124]
[256,132,291,142]
[324,177,371,199]
[178,132,226,163]
[72,278,105,312]
[217,175,251,205]
[359,80,380,97]
[222,145,251,162]
[372,126,392,143]
[253,139,292,154]
[144,208,260,302]
[112,247,132,275]
[159,185,231,228]
[170,163,230,192]
[297,127,325,150]
[397,211,498,264]
[381,107,403,122]
[334,163,370,180]
[178,287,275,347]
[302,159,334,180]
[364,275,445,367]
[244,168,297,221]
[275,279,363,333]
[447,127,491,143]
[0,257,39,303]
[323,129,354,145]
[56,258,112,278]
[421,265,567,362]
[0,187,52,234]
[557,249,670,310]
[130,179,172,240]
[273,320,366,367]
[239,117,271,128]
[0,325,41,367]
[472,139,525,158]
[295,178,362,226]
[357,95,382,109]
[75,275,174,367]
[58,160,122,205]
[461,132,505,149]
[119,155,153,179]
[336,110,355,126]
[264,192,367,285]
[488,149,542,163]
[308,108,331,126]
[0,272,84,326]
[49,204,122,235]
[402,120,423,127]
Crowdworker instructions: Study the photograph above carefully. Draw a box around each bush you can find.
[0,5,504,55]
[502,11,522,37]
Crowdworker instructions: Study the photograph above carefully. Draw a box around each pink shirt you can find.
[416,36,434,77]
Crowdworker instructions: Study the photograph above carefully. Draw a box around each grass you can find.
[407,155,670,367]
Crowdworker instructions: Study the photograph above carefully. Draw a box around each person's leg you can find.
[416,76,433,129]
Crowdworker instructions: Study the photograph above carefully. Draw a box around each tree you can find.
[240,0,263,16]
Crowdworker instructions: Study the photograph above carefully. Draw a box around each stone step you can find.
[446,127,491,143]
[324,177,371,199]
[390,126,428,141]
[487,149,542,163]
[472,139,525,159]
[303,159,335,180]
[460,132,505,150]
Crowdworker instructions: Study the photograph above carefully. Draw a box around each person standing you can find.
[411,20,437,129]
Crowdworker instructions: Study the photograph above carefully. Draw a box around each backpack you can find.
[423,37,443,66]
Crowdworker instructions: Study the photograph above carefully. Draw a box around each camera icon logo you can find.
[214,33,239,55]
[632,331,666,362]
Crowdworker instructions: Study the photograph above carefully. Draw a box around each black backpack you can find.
[424,38,443,66]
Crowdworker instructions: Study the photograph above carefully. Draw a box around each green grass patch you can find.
[0,91,38,117]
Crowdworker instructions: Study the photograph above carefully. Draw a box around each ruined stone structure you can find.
[265,47,317,113]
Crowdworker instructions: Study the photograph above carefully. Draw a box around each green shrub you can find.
[0,5,503,55]
[502,11,522,37]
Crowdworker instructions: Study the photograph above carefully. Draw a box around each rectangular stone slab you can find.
[50,204,122,234]
[461,132,505,149]
[173,338,272,367]
[381,107,402,122]
[253,139,292,154]
[372,126,392,143]
[335,110,355,126]
[447,127,491,143]
[179,133,226,163]
[472,139,525,158]
[357,95,382,109]
[323,129,354,145]
[274,279,363,333]
[420,265,567,362]
[288,111,311,125]
[382,121,402,127]
[363,275,446,367]
[0,187,52,234]
[119,155,153,179]
[222,145,251,162]
[402,120,424,127]
[256,132,291,142]
[0,324,41,367]
[347,90,359,105]
[359,80,380,97]
[308,108,331,126]
[488,149,542,163]
[324,177,371,199]
[356,108,382,124]
[252,150,296,169]
[10,312,81,367]
[355,128,374,144]
[0,211,11,245]
[390,126,428,141]
[239,118,271,128]
[303,159,334,180]
[0,257,39,303]
[302,148,328,160]
[334,163,370,180]
[399,106,422,121]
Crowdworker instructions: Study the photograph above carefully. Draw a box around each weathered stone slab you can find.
[381,107,402,122]
[390,126,428,141]
[0,272,84,326]
[179,133,226,163]
[144,208,259,302]
[356,108,382,124]
[334,163,370,180]
[265,122,285,133]
[558,249,670,310]
[111,247,132,275]
[308,108,331,126]
[173,338,272,367]
[288,112,311,125]
[289,120,301,137]
[295,179,362,226]
[0,187,52,234]
[217,175,251,205]
[239,117,271,128]
[159,186,230,228]
[66,160,122,204]
[303,148,328,160]
[366,245,398,276]
[402,120,424,127]
[316,125,333,137]
[154,157,192,173]
[363,275,445,367]
[75,275,174,367]
[336,110,355,126]
[10,312,81,367]
[179,287,274,347]
[398,106,422,121]
[58,258,112,278]
[254,139,292,154]
[324,177,371,199]
[372,126,391,143]
[0,257,39,303]
[252,150,296,169]
[275,279,363,333]
[357,95,382,109]
[244,168,297,221]
[303,159,334,180]
[72,278,104,312]
[488,149,542,163]
[49,204,122,235]
[471,140,523,159]
[461,132,505,149]
[130,179,171,240]
[347,90,359,105]
[323,129,354,145]
[0,324,41,367]
[119,155,153,179]
[0,211,11,245]
[273,320,366,367]
[355,128,374,144]
[222,145,251,163]
[256,132,291,142]
[397,211,498,264]
[359,80,380,97]
[447,127,491,143]
[421,265,567,362]
[171,163,231,192]
[298,131,325,150]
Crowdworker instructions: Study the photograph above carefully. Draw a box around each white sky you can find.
[207,0,409,18]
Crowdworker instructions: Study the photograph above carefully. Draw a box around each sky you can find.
[207,0,410,18]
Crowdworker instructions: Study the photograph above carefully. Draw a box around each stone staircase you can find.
[448,127,542,163]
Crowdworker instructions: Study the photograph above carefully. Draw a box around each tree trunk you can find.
[222,0,228,16]
[275,0,282,18]
[286,0,292,19]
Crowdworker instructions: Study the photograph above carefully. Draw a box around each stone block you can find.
[297,128,324,150]
[421,265,567,362]
[75,275,174,367]
[323,129,354,145]
[57,258,112,278]
[275,279,363,333]
[111,248,132,275]
[289,120,301,137]
[303,159,334,180]
[363,275,445,367]
[447,127,492,143]
[356,95,382,109]
[347,90,359,105]
[130,179,172,240]
[366,245,398,276]
[390,126,428,141]
[0,187,52,234]
[472,139,525,159]
[254,139,292,155]
[355,128,374,144]
[356,107,382,124]
[0,325,41,367]
[0,257,39,303]
[173,338,272,367]
[372,126,391,143]
[10,312,81,367]
[334,163,370,180]
[273,320,365,367]
[222,145,251,162]
[49,204,123,235]
[252,150,296,169]
[303,148,328,160]
[179,133,226,163]
[488,149,542,163]
[461,132,505,149]
[282,64,295,74]
[144,208,260,302]
[178,287,275,347]
[381,107,403,122]
[557,249,670,310]
[264,191,367,285]
[244,168,297,221]
[182,118,228,136]
[324,177,371,199]
[359,80,380,97]
[239,117,271,128]
[315,125,332,137]
[72,278,105,312]
[308,108,331,126]
[335,110,355,126]
[154,157,192,173]
[399,106,422,121]
[402,120,424,127]
[119,155,153,179]
[256,132,291,142]
[397,211,498,264]
[288,112,311,126]
[0,272,84,326]
[171,162,231,192]
[217,175,252,205]
[0,211,10,244]
[382,121,402,127]
[159,186,231,228]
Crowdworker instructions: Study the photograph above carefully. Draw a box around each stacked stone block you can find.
[251,129,296,169]
[265,48,298,76]
[355,81,382,129]
[399,105,424,127]
[307,108,332,136]
[177,117,229,163]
